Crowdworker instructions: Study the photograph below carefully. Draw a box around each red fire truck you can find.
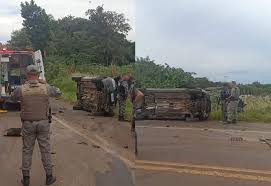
[0,47,45,109]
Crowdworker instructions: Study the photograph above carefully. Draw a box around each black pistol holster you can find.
[48,107,52,124]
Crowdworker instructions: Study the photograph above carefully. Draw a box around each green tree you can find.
[9,2,134,66]
[86,6,134,66]
[47,16,98,64]
[86,6,131,36]
[46,6,134,66]
[21,0,50,51]
[133,57,198,88]
[8,29,32,50]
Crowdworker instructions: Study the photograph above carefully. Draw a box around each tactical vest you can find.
[231,87,240,100]
[21,82,49,121]
[119,80,129,98]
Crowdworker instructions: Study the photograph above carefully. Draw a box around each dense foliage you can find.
[8,1,135,66]
[134,57,221,88]
[8,29,32,50]
[21,0,50,51]
[239,83,271,96]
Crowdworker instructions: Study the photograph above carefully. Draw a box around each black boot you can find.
[46,175,56,185]
[21,176,30,186]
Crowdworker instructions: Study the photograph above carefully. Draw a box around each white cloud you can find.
[0,0,135,42]
[136,0,271,83]
[0,16,22,40]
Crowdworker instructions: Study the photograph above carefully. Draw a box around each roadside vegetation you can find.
[210,90,271,123]
[6,0,271,122]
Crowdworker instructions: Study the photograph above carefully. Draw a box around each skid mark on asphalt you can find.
[53,116,271,182]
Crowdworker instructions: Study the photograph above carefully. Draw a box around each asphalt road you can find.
[135,120,271,186]
[3,103,271,186]
[136,170,271,186]
[0,112,134,186]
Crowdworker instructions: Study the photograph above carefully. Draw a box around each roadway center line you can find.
[136,160,271,175]
[136,164,271,182]
[136,160,271,182]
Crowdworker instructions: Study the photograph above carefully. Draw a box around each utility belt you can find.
[21,109,52,123]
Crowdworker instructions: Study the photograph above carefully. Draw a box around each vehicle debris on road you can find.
[77,142,88,146]
[4,128,21,137]
[259,138,271,148]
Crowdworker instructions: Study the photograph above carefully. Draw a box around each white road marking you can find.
[53,116,135,168]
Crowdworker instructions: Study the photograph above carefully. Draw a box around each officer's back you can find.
[11,65,61,186]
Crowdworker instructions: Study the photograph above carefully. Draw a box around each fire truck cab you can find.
[0,48,45,108]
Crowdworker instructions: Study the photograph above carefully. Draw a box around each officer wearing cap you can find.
[11,65,61,186]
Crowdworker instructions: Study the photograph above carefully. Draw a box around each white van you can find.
[0,49,45,108]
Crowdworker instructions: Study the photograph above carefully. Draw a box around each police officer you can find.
[102,77,116,116]
[129,79,144,132]
[118,74,130,121]
[11,65,61,186]
[227,81,240,124]
[220,83,230,122]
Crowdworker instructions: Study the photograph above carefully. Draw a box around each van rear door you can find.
[34,50,46,80]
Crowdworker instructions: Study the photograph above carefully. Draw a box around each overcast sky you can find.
[0,0,135,42]
[136,0,271,84]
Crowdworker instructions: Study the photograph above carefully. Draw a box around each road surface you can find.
[0,111,134,186]
[3,99,271,186]
[135,120,271,186]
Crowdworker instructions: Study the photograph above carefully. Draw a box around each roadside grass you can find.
[238,96,271,122]
[210,111,222,121]
[114,100,133,121]
[125,101,133,121]
[210,95,271,123]
[49,74,77,103]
